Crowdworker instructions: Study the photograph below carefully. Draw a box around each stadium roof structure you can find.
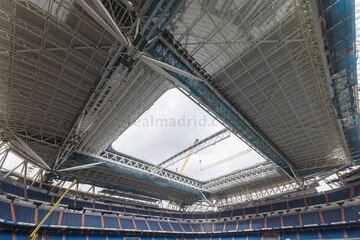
[0,0,358,210]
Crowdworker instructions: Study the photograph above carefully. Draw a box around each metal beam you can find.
[9,135,51,170]
[57,162,104,172]
[75,0,129,46]
[141,55,203,81]
[92,0,129,46]
[158,128,231,168]
[4,161,24,178]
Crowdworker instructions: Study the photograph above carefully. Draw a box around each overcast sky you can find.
[112,88,265,181]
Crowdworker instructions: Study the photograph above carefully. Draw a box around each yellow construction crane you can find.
[28,179,77,240]
[178,139,199,174]
[200,149,252,171]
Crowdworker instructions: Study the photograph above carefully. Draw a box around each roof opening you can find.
[112,88,266,181]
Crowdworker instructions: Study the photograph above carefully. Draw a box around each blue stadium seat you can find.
[0,200,12,221]
[283,214,299,227]
[126,237,141,240]
[107,236,123,240]
[147,220,161,231]
[237,219,250,231]
[354,184,360,197]
[214,222,224,231]
[140,237,153,240]
[288,199,304,209]
[258,204,271,213]
[280,232,297,240]
[150,211,161,217]
[76,200,93,209]
[306,195,325,206]
[232,208,243,217]
[103,215,119,229]
[62,211,82,227]
[247,233,261,240]
[125,207,138,214]
[322,208,342,224]
[273,202,287,211]
[191,222,201,232]
[95,203,110,211]
[38,208,60,225]
[64,235,87,240]
[171,212,181,219]
[159,221,173,231]
[222,237,233,240]
[14,204,34,223]
[220,210,232,218]
[197,237,210,240]
[181,212,193,219]
[233,235,247,240]
[252,218,264,230]
[85,214,102,228]
[120,218,135,229]
[225,220,236,231]
[207,212,219,219]
[245,207,256,215]
[327,189,349,202]
[58,196,72,206]
[170,222,183,232]
[344,205,360,222]
[14,232,28,240]
[111,205,124,212]
[159,212,169,218]
[41,233,63,240]
[267,215,280,228]
[321,229,344,239]
[202,222,213,232]
[301,211,320,225]
[299,230,319,239]
[195,212,206,219]
[134,219,149,230]
[137,209,148,215]
[88,235,107,240]
[180,222,192,232]
[347,227,360,238]
[0,181,23,197]
[0,230,13,240]
[27,189,51,202]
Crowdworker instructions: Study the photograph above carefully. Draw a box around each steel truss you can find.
[158,128,231,168]
[203,163,280,192]
[97,150,202,189]
[215,178,317,208]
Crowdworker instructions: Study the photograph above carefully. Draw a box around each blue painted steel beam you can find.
[148,41,298,180]
[321,0,359,164]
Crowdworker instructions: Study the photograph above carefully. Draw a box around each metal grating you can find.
[169,0,295,75]
[0,0,116,166]
[168,0,351,174]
